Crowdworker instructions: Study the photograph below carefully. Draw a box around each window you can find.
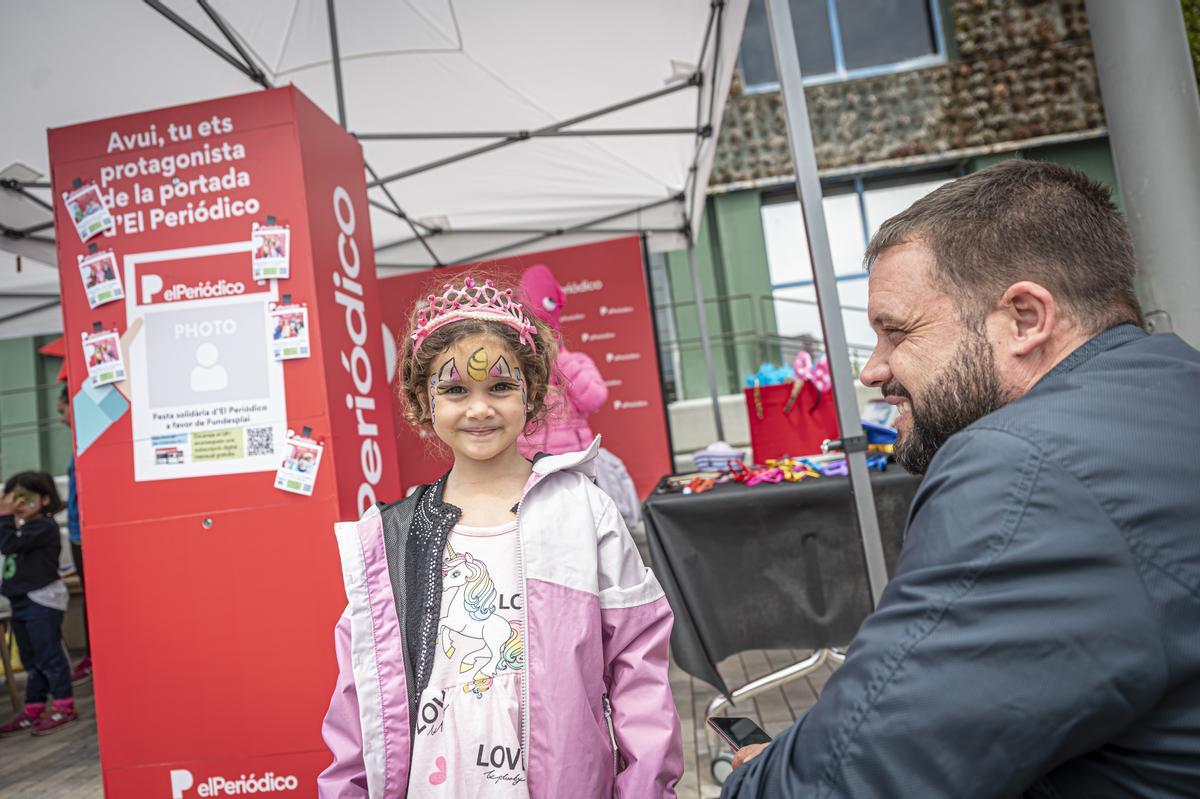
[762,173,955,359]
[740,0,945,91]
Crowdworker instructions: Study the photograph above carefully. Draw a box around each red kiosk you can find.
[48,87,399,797]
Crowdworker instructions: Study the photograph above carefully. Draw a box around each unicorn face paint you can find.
[427,335,526,463]
[466,347,490,382]
[488,355,527,409]
[428,358,461,423]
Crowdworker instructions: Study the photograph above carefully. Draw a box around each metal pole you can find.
[450,193,685,265]
[143,0,268,88]
[1085,0,1200,347]
[642,233,678,467]
[326,0,347,128]
[0,180,54,213]
[0,300,61,326]
[366,76,701,188]
[765,0,888,605]
[197,0,270,86]
[354,127,702,140]
[686,239,726,443]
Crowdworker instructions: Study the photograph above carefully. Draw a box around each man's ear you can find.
[999,281,1057,356]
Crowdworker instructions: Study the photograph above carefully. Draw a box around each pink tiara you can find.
[411,277,537,357]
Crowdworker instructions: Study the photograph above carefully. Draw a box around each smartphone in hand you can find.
[707,716,772,751]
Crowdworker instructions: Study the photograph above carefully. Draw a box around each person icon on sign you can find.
[190,343,228,393]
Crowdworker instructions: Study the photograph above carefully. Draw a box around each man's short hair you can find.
[864,159,1144,332]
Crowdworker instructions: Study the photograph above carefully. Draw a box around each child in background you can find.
[318,276,682,798]
[0,471,76,736]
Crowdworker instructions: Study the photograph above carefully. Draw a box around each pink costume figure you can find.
[518,264,642,527]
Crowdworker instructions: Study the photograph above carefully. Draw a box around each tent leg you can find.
[686,241,726,443]
[765,0,888,605]
[1086,0,1200,346]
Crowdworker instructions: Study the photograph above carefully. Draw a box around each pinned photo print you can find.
[62,181,115,242]
[268,301,310,361]
[274,430,323,496]
[81,329,126,388]
[252,222,290,280]
[77,249,124,309]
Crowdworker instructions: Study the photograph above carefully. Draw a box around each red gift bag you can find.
[744,380,840,462]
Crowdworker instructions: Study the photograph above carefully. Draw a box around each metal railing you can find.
[652,292,876,402]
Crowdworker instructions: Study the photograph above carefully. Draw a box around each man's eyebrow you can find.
[870,313,905,328]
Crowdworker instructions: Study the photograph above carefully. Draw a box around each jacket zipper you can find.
[602,692,619,778]
[514,474,539,773]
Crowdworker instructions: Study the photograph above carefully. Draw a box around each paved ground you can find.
[0,649,830,797]
[0,665,101,798]
[674,649,834,797]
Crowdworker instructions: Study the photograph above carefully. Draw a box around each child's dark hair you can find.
[398,270,558,430]
[4,471,65,516]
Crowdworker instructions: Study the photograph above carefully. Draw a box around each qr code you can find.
[246,426,274,457]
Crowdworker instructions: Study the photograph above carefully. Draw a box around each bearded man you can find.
[723,159,1200,798]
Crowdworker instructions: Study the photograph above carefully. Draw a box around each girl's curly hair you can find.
[398,270,558,432]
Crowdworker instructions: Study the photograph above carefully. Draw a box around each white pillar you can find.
[1086,0,1200,346]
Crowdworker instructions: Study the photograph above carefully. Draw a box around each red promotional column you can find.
[46,87,400,798]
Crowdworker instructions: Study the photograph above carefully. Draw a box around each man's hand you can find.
[0,492,14,515]
[732,742,770,769]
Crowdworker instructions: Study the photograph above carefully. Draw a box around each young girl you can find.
[319,277,682,798]
[0,471,76,737]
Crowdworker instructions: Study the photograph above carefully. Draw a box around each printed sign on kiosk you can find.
[123,241,286,481]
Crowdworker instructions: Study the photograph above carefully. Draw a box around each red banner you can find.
[48,87,399,797]
[379,236,672,499]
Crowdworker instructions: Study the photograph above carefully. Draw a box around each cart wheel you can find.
[711,751,735,784]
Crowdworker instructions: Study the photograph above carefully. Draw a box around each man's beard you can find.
[887,331,1011,475]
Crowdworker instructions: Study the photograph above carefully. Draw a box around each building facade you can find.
[658,0,1121,401]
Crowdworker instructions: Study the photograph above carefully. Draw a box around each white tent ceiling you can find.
[0,0,748,338]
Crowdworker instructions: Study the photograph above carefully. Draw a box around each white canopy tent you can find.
[1,0,888,605]
[1,0,747,336]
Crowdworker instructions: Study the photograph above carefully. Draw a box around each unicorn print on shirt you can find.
[438,542,525,697]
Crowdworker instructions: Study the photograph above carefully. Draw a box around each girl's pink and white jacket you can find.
[318,438,683,798]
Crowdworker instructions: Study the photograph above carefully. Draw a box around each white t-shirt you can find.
[408,520,529,798]
[29,578,69,611]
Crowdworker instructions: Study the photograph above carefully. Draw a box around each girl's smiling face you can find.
[427,334,528,464]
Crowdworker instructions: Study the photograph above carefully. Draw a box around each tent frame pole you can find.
[0,223,53,244]
[196,0,269,86]
[373,194,684,254]
[325,0,347,128]
[0,300,61,326]
[355,127,707,140]
[366,76,702,188]
[765,0,888,605]
[445,193,685,265]
[374,225,683,252]
[144,0,270,88]
[0,180,54,213]
[687,238,726,443]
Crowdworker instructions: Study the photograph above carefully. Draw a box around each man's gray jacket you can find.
[722,325,1200,798]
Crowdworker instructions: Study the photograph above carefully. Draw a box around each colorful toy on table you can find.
[744,362,795,388]
[782,352,830,413]
[692,441,746,472]
[746,354,832,414]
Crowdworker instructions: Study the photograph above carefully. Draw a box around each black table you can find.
[644,470,921,697]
